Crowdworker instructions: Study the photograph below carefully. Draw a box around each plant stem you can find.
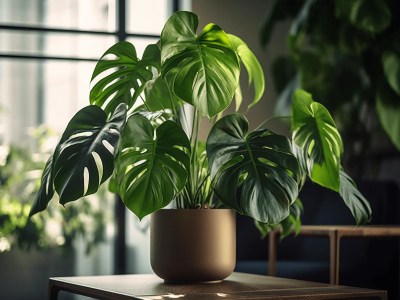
[193,173,210,205]
[167,85,179,123]
[139,95,151,112]
[190,109,201,206]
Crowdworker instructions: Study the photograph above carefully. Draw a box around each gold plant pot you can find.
[150,209,236,283]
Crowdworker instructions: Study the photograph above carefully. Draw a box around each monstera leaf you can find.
[116,115,190,219]
[161,11,240,118]
[29,155,56,216]
[53,104,126,204]
[90,42,160,114]
[207,114,300,224]
[144,74,183,112]
[291,90,343,192]
[339,169,372,225]
[228,34,265,110]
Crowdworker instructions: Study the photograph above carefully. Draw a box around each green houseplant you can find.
[260,0,400,175]
[29,11,371,281]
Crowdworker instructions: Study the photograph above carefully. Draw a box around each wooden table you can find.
[268,225,400,285]
[334,226,400,285]
[48,272,387,299]
[268,225,338,284]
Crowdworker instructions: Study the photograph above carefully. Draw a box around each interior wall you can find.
[191,0,291,139]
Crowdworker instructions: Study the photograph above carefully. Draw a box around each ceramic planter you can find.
[150,209,236,283]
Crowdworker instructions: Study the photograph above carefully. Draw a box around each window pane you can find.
[44,61,95,133]
[0,31,115,59]
[126,37,159,57]
[0,0,116,32]
[126,0,171,35]
[0,60,95,145]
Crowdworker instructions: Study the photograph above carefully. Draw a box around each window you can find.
[0,0,179,146]
[0,0,187,276]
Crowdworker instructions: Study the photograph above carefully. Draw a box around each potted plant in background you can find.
[29,11,371,282]
[260,0,400,176]
[1,126,107,253]
[0,126,107,299]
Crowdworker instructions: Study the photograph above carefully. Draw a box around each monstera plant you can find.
[29,11,371,234]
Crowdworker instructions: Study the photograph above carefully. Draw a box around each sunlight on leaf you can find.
[291,90,343,192]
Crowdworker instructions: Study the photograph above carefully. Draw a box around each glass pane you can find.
[44,61,95,134]
[0,0,116,32]
[126,37,159,58]
[0,31,115,59]
[126,0,171,35]
[0,59,96,146]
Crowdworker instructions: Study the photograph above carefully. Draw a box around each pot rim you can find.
[152,208,234,214]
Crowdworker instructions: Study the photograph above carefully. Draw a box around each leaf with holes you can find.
[291,90,343,192]
[90,42,160,115]
[207,113,300,224]
[339,169,371,225]
[29,155,56,217]
[53,103,127,204]
[161,11,240,118]
[116,115,190,219]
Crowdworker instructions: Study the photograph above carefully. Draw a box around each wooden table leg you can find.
[268,229,278,276]
[334,234,342,285]
[48,279,59,300]
[328,231,338,285]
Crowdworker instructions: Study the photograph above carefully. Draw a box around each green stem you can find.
[189,109,201,206]
[167,85,179,123]
[193,173,210,205]
[139,95,151,112]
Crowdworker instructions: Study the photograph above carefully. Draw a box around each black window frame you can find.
[0,0,180,274]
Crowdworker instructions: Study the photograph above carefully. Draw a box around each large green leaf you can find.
[227,34,265,110]
[254,198,303,239]
[382,51,400,96]
[376,81,400,151]
[116,115,190,219]
[90,42,160,115]
[335,0,391,33]
[339,169,371,225]
[207,113,300,224]
[161,11,240,118]
[29,155,56,217]
[144,74,183,112]
[53,104,127,204]
[291,90,343,192]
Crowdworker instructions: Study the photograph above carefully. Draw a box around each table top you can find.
[50,272,387,299]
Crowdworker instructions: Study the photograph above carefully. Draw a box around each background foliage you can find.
[0,127,107,252]
[261,0,400,176]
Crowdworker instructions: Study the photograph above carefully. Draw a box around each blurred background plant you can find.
[0,125,108,253]
[261,0,400,177]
